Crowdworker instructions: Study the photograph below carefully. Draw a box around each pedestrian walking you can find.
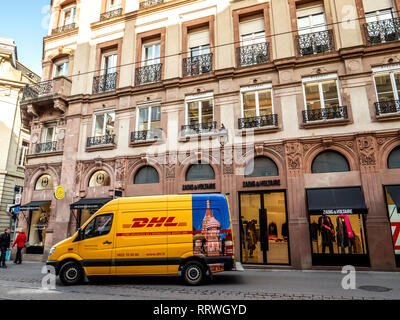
[12,228,26,264]
[0,228,11,268]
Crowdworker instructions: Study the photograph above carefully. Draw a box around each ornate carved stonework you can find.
[286,143,303,170]
[54,99,67,114]
[115,158,127,181]
[357,136,376,166]
[255,144,264,156]
[302,144,314,152]
[166,164,175,179]
[223,164,234,175]
[269,144,284,157]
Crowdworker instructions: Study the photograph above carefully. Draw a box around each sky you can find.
[0,0,50,77]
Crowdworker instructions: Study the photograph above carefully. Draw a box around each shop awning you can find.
[306,187,368,215]
[20,200,51,211]
[70,198,112,210]
[387,186,400,213]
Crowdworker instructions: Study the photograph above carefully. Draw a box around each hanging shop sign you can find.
[182,183,216,191]
[54,186,65,200]
[242,179,281,188]
[322,209,353,215]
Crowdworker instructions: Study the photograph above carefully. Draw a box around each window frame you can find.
[18,141,29,167]
[61,4,76,26]
[53,58,69,78]
[134,166,160,184]
[185,163,215,181]
[185,92,214,126]
[42,126,56,143]
[101,50,118,76]
[92,110,115,137]
[372,65,400,105]
[142,40,161,67]
[136,103,161,132]
[311,150,351,174]
[82,213,114,240]
[107,0,122,11]
[365,8,394,23]
[240,84,274,118]
[302,74,343,113]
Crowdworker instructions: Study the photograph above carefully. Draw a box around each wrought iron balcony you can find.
[183,53,213,77]
[35,141,57,154]
[131,128,163,142]
[364,18,400,45]
[296,29,334,56]
[302,106,348,123]
[86,134,116,148]
[139,0,163,9]
[52,23,76,35]
[238,114,278,130]
[100,8,123,21]
[135,64,162,85]
[375,100,400,115]
[236,42,270,67]
[92,72,117,94]
[181,121,217,136]
[22,80,54,102]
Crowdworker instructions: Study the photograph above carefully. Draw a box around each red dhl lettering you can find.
[130,217,178,228]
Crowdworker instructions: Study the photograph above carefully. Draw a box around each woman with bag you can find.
[12,228,26,264]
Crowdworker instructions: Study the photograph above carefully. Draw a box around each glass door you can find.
[240,192,289,265]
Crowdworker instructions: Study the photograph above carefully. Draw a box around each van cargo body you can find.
[47,194,235,285]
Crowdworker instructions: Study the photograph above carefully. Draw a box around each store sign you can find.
[243,179,280,188]
[54,186,65,200]
[15,194,22,205]
[322,209,353,215]
[182,183,216,191]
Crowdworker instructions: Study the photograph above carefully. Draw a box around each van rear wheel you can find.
[59,261,82,286]
[182,261,205,286]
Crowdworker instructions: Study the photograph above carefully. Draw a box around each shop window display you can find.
[310,214,367,255]
[384,187,400,267]
[28,203,50,248]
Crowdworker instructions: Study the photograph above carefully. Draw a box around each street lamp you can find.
[218,124,228,146]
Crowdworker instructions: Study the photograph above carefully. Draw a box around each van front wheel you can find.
[182,261,205,286]
[59,261,82,286]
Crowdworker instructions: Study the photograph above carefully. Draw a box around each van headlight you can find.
[48,247,56,257]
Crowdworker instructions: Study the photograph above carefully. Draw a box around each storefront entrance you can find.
[239,191,289,265]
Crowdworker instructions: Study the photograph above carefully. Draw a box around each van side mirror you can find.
[77,228,84,241]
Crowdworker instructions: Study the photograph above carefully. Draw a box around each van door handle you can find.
[103,241,112,245]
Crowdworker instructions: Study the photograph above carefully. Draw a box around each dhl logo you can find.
[125,217,183,228]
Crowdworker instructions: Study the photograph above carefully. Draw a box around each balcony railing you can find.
[139,0,163,9]
[135,64,162,85]
[183,53,213,77]
[296,29,334,56]
[238,114,278,130]
[302,106,348,123]
[87,134,116,148]
[131,128,163,142]
[181,121,217,136]
[22,80,54,102]
[52,23,76,35]
[236,42,270,67]
[35,141,57,154]
[100,8,123,21]
[375,100,400,115]
[364,18,400,45]
[92,72,117,94]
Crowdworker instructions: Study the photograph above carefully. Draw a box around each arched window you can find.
[186,163,215,181]
[134,166,159,184]
[388,146,400,169]
[35,174,53,190]
[311,150,350,173]
[244,156,279,177]
[89,170,111,187]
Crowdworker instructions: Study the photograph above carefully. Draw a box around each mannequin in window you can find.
[268,222,278,240]
[336,215,354,254]
[37,211,48,246]
[318,215,335,254]
[281,222,288,239]
[246,220,257,258]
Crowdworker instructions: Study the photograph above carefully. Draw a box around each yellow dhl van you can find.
[47,194,236,285]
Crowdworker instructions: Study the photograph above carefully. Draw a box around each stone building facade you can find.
[18,0,400,270]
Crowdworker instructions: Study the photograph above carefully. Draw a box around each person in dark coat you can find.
[0,228,11,268]
[12,228,27,264]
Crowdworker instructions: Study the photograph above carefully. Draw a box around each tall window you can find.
[311,151,350,173]
[137,105,161,132]
[18,141,29,167]
[297,3,326,35]
[388,146,400,169]
[186,94,213,125]
[373,66,400,102]
[189,27,210,57]
[303,75,341,111]
[62,5,76,26]
[107,0,121,10]
[93,111,115,137]
[143,40,161,66]
[239,15,266,46]
[101,50,117,75]
[241,85,273,118]
[53,58,69,78]
[186,163,215,181]
[42,126,56,143]
[134,166,159,184]
[244,156,278,177]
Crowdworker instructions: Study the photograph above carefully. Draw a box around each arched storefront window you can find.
[88,170,111,187]
[134,166,159,184]
[244,156,279,178]
[311,151,350,173]
[388,146,400,169]
[35,174,53,190]
[186,163,215,181]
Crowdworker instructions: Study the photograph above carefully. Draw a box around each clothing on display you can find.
[281,222,288,238]
[318,216,335,254]
[336,215,355,254]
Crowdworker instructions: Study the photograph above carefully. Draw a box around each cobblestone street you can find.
[0,262,398,300]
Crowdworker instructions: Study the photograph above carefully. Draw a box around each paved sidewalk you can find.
[0,261,398,300]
